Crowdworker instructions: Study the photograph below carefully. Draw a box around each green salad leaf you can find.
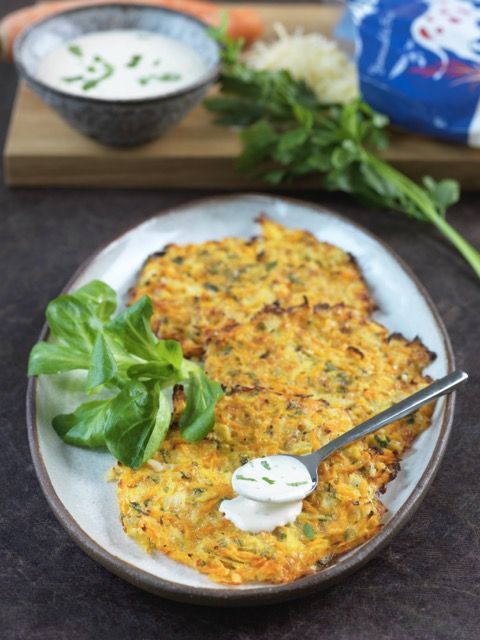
[28,280,118,376]
[86,333,118,391]
[179,368,224,442]
[28,280,224,468]
[103,382,171,469]
[105,296,159,361]
[28,342,90,376]
[52,398,110,448]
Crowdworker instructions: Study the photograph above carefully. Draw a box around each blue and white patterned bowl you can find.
[13,3,221,146]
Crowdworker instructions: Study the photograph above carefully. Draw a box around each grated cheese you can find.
[246,23,358,104]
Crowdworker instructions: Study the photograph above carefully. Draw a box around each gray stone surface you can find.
[0,2,479,638]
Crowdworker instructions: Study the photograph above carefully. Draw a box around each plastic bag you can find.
[350,0,480,147]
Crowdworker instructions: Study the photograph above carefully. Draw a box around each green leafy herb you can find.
[205,29,480,279]
[62,75,84,83]
[374,434,390,449]
[158,73,181,81]
[303,523,316,540]
[81,56,114,91]
[126,54,143,68]
[203,282,219,292]
[28,280,223,468]
[262,476,275,484]
[68,44,83,57]
[138,72,181,85]
[62,54,114,91]
[261,459,271,470]
[129,501,143,513]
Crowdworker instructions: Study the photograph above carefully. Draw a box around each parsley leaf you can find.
[205,29,480,279]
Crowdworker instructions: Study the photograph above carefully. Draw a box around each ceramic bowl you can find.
[13,4,220,146]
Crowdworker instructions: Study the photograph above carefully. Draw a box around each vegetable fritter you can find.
[205,302,435,491]
[114,388,385,585]
[129,217,374,356]
[116,220,435,586]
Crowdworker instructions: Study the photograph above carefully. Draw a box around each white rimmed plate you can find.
[27,194,455,606]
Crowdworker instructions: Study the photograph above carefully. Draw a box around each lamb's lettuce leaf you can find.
[104,382,171,468]
[28,280,223,468]
[180,368,224,442]
[52,398,110,448]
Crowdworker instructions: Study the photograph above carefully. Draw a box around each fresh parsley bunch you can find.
[205,31,480,279]
[28,280,224,468]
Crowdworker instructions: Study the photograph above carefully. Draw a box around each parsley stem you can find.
[429,212,480,278]
[367,154,480,278]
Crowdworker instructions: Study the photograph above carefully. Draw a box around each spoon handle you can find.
[308,370,468,466]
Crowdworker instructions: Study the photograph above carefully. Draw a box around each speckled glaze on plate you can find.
[13,3,220,146]
[26,194,455,606]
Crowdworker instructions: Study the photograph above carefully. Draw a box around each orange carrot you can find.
[0,0,264,61]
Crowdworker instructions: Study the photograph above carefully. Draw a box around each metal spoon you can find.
[237,370,468,503]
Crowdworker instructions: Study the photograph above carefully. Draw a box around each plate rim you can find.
[26,193,456,606]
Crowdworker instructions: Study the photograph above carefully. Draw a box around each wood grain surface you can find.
[4,3,480,188]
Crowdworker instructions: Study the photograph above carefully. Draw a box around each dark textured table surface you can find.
[1,2,480,639]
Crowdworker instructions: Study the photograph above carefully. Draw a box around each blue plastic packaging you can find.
[349,0,480,147]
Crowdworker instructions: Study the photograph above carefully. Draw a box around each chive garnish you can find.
[129,501,143,513]
[138,72,182,86]
[237,475,256,482]
[260,460,271,471]
[303,523,316,540]
[159,72,181,81]
[62,75,83,83]
[287,481,309,486]
[374,434,390,448]
[68,44,83,57]
[262,476,275,485]
[126,54,142,68]
[203,282,219,292]
[82,80,98,91]
[81,57,114,91]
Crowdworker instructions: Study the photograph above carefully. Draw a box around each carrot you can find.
[0,0,264,61]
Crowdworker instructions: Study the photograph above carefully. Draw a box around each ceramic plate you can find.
[27,194,455,606]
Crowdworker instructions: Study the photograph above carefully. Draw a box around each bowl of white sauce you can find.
[13,4,220,146]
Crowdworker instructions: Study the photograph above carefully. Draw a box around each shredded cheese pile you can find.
[246,23,359,104]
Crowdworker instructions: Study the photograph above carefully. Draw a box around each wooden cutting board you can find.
[4,3,480,188]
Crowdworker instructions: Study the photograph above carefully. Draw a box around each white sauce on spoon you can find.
[36,30,207,100]
[220,455,314,533]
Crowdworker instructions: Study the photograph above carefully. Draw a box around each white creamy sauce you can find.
[220,455,314,533]
[219,496,303,534]
[233,455,314,503]
[36,29,207,100]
